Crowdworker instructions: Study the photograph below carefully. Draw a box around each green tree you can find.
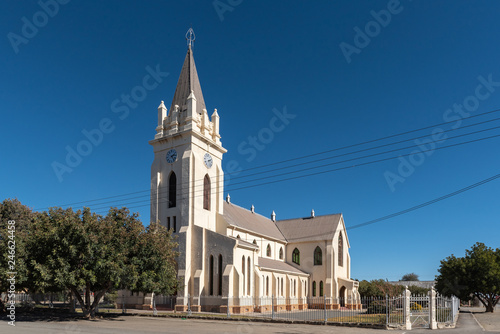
[358,279,404,297]
[27,206,178,318]
[401,273,419,281]
[436,242,500,312]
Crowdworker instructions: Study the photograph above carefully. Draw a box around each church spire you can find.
[170,28,206,114]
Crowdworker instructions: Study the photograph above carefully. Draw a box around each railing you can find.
[4,291,460,330]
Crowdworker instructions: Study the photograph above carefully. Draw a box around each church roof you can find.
[223,202,286,242]
[170,45,206,113]
[258,257,309,276]
[275,214,342,243]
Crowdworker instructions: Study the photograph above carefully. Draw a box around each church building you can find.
[122,31,360,313]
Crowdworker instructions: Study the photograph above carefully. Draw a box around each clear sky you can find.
[1,0,499,282]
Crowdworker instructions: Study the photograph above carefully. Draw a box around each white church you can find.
[120,31,360,313]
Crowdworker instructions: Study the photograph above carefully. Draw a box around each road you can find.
[0,308,498,333]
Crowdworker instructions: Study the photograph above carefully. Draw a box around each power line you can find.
[35,108,500,211]
[96,132,500,213]
[347,172,500,230]
[88,120,500,212]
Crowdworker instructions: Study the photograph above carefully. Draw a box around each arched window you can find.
[247,257,251,295]
[209,255,214,295]
[312,281,316,297]
[168,172,177,208]
[320,281,324,297]
[266,244,271,257]
[242,256,245,295]
[218,254,223,296]
[266,276,269,296]
[279,247,284,260]
[203,174,211,210]
[281,277,284,296]
[292,248,300,265]
[314,246,322,265]
[338,233,344,267]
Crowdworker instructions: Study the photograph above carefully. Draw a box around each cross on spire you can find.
[186,28,195,48]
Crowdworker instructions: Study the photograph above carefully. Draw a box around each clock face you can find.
[204,153,213,168]
[166,149,177,163]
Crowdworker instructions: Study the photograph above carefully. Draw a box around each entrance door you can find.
[339,286,346,307]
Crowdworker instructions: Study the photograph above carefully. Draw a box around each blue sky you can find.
[1,0,499,281]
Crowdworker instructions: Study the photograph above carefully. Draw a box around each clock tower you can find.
[149,30,226,302]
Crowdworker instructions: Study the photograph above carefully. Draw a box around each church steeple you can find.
[169,29,206,114]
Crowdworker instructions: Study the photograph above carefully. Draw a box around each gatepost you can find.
[404,286,412,330]
[429,288,437,329]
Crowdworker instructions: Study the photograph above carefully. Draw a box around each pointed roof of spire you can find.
[170,45,206,113]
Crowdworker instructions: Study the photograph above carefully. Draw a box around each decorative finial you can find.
[251,205,255,213]
[186,28,195,48]
[311,209,315,218]
[226,194,230,203]
[271,210,276,222]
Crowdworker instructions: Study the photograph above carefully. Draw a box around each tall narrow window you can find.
[266,244,271,257]
[247,257,251,295]
[279,247,284,260]
[320,281,324,297]
[292,248,300,265]
[218,254,223,296]
[168,172,176,208]
[167,217,171,230]
[314,246,322,265]
[338,233,344,267]
[209,255,214,296]
[203,174,211,210]
[266,276,269,296]
[312,281,316,297]
[242,256,246,295]
[281,277,283,296]
[173,216,177,233]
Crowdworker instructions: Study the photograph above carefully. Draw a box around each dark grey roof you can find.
[258,257,308,276]
[170,46,206,113]
[223,202,286,242]
[390,281,435,289]
[275,214,342,242]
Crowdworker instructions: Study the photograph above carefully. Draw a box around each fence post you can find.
[324,295,327,323]
[187,293,192,316]
[271,294,275,320]
[429,288,437,329]
[227,296,230,318]
[122,293,125,314]
[404,287,412,330]
[153,293,157,316]
[386,294,389,326]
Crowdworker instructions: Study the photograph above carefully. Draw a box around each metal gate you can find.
[410,294,430,329]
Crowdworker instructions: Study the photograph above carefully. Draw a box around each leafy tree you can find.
[27,206,178,318]
[401,273,419,281]
[436,242,500,312]
[358,279,404,297]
